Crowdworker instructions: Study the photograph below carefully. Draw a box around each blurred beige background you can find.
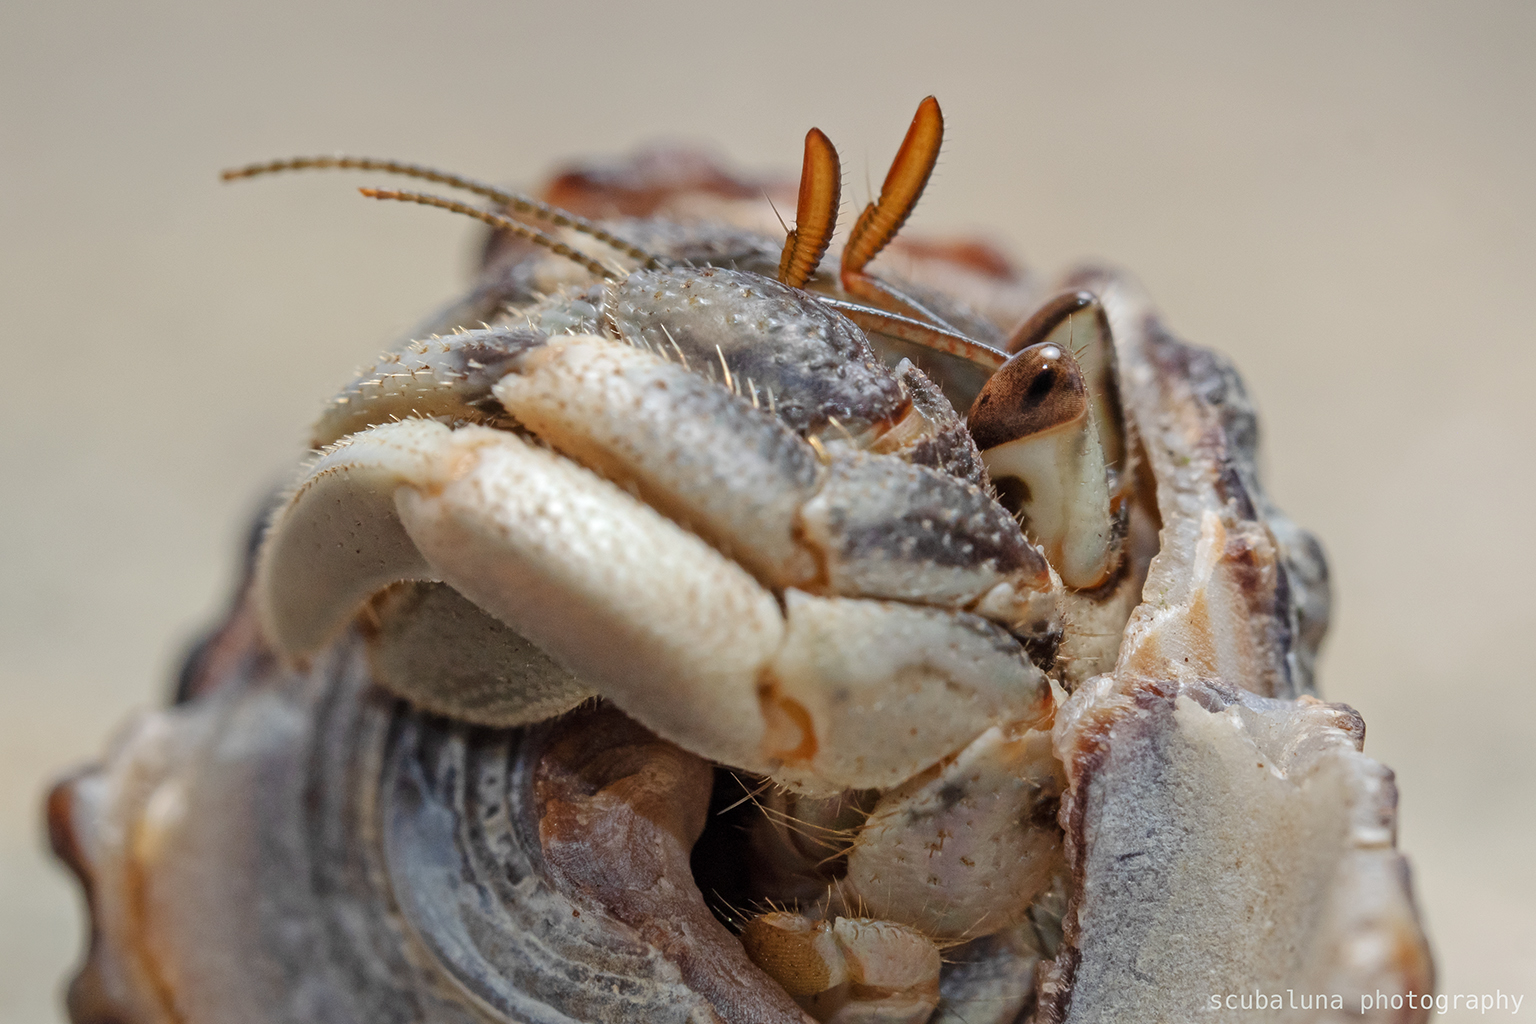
[2,1,1532,1020]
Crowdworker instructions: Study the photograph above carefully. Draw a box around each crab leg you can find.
[311,326,546,446]
[741,913,941,1024]
[840,722,1066,939]
[364,582,593,728]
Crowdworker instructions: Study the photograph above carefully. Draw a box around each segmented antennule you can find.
[358,189,618,280]
[834,98,958,331]
[221,155,664,268]
[777,128,842,288]
[841,97,944,280]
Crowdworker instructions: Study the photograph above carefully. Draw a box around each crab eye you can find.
[968,339,1115,589]
[969,342,1089,449]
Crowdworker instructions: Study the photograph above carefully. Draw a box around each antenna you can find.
[357,188,618,280]
[222,155,663,267]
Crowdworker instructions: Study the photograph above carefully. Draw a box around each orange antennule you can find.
[777,128,842,288]
[841,97,944,280]
[357,188,618,280]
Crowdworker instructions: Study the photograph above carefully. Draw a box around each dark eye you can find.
[1025,364,1058,404]
[1000,291,1124,471]
[966,342,1087,452]
[967,337,1117,591]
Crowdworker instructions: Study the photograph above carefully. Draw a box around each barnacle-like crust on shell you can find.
[1089,271,1330,699]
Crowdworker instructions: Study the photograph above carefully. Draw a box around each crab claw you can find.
[259,418,784,764]
[257,416,1048,794]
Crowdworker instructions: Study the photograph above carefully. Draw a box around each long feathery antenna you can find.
[221,155,664,267]
[357,188,618,280]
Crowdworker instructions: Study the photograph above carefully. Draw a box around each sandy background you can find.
[2,1,1532,1020]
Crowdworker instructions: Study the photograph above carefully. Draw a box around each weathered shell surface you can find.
[1037,276,1430,1022]
[48,147,1431,1024]
[52,633,773,1024]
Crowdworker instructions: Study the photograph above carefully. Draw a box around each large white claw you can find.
[394,424,787,773]
[256,419,444,655]
[768,592,1051,794]
[258,420,785,773]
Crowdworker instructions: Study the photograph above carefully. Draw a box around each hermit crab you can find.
[48,99,1433,1023]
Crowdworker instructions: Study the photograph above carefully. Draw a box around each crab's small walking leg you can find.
[840,723,1066,940]
[741,913,941,1024]
[364,581,593,728]
[311,325,547,445]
